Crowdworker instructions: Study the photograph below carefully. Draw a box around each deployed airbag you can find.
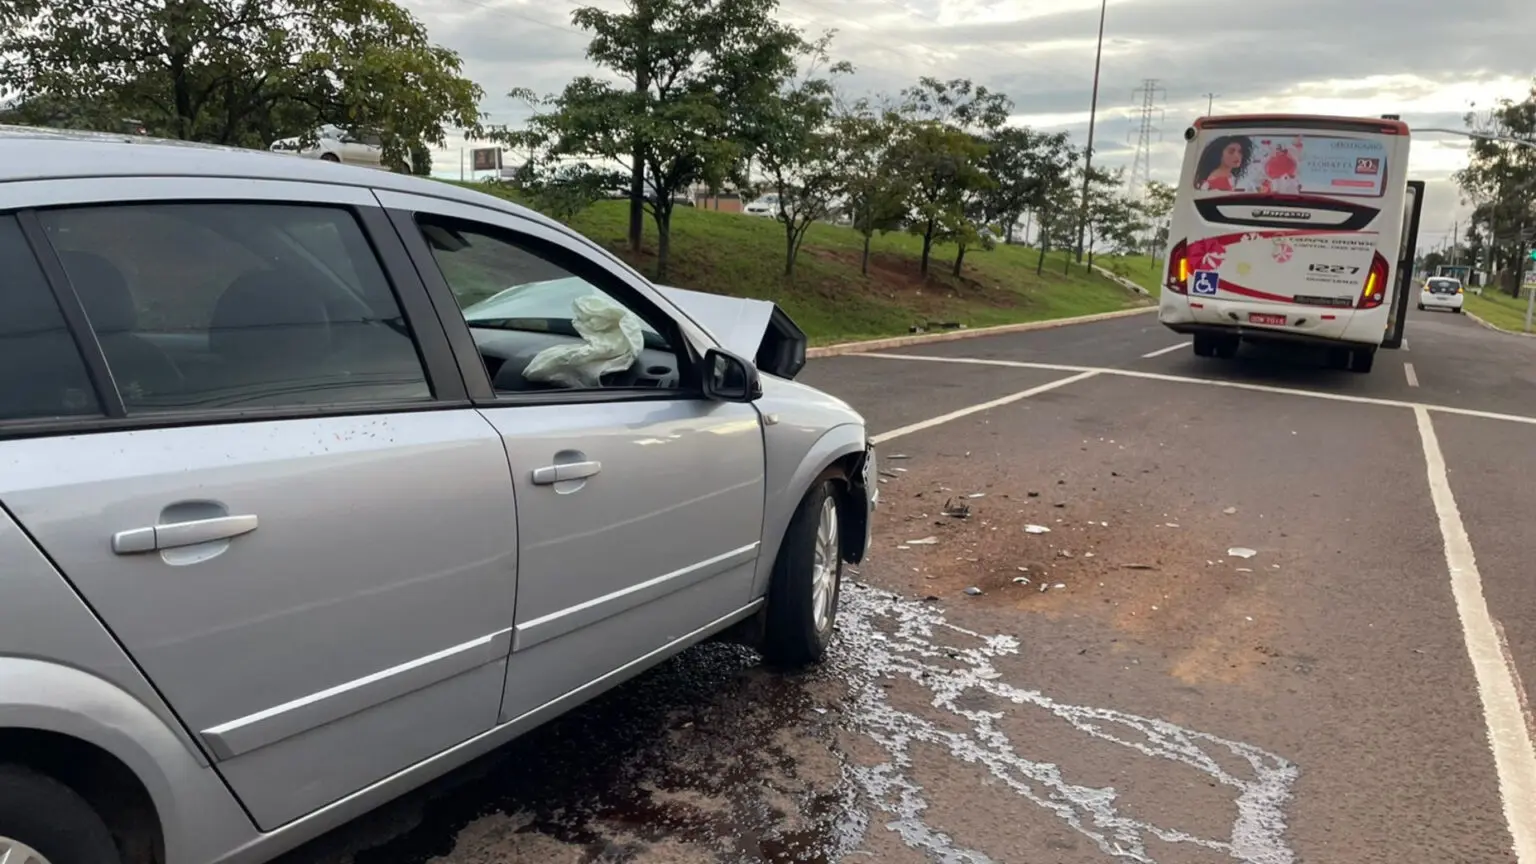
[524,295,644,388]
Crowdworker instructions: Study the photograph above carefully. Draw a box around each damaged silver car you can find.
[0,126,875,864]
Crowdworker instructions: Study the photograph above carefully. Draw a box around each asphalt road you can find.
[277,305,1536,864]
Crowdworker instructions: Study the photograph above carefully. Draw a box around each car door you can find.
[375,188,767,723]
[0,179,518,831]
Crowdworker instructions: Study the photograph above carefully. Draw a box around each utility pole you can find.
[1202,92,1220,116]
[1074,0,1108,265]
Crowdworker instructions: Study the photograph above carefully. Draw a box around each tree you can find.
[1142,179,1177,257]
[746,36,851,277]
[888,120,989,277]
[409,142,433,176]
[0,0,484,165]
[517,0,803,281]
[1455,82,1536,296]
[831,97,909,276]
[1016,134,1079,276]
[518,160,627,224]
[888,77,1009,278]
[979,126,1043,245]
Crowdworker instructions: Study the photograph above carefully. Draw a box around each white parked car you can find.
[744,193,784,218]
[268,124,384,169]
[1418,277,1464,313]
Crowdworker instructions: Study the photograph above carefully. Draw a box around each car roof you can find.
[0,124,564,232]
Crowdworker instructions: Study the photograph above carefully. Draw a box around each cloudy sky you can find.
[405,0,1535,247]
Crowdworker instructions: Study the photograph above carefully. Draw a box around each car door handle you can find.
[530,461,602,485]
[112,515,259,554]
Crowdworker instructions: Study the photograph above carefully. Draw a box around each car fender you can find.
[753,421,869,597]
[0,659,257,864]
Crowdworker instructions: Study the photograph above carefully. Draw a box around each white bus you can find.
[1159,114,1417,373]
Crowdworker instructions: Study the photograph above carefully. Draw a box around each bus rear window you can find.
[1193,132,1388,198]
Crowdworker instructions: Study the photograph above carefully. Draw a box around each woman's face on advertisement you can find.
[1222,142,1244,169]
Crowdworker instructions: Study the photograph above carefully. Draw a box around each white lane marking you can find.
[870,370,1099,444]
[1402,338,1410,351]
[856,352,1536,427]
[1415,407,1536,862]
[1405,362,1420,387]
[1142,341,1193,359]
[837,584,1298,863]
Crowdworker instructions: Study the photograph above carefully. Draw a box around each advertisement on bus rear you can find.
[1193,133,1389,198]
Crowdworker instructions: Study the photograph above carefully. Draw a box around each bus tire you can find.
[1192,334,1217,358]
[1326,347,1350,370]
[1214,337,1239,360]
[1349,347,1376,374]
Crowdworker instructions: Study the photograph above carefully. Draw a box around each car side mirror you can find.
[702,348,762,403]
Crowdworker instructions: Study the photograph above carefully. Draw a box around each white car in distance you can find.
[743,193,784,219]
[269,124,385,169]
[1418,277,1464,313]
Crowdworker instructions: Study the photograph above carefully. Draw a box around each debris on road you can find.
[964,586,983,596]
[1228,547,1258,559]
[1013,576,1031,585]
[887,453,911,460]
[1164,523,1181,529]
[941,499,972,519]
[966,492,986,499]
[1024,524,1052,534]
[1223,506,1239,515]
[908,536,939,546]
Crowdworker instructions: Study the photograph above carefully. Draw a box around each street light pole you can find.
[1202,92,1220,116]
[1074,0,1108,265]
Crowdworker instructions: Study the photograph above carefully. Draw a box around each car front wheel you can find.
[0,765,121,864]
[761,476,844,667]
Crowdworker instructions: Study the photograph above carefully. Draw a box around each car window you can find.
[414,216,681,393]
[0,215,102,421]
[39,203,431,412]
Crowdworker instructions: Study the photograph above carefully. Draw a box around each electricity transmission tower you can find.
[1127,78,1166,201]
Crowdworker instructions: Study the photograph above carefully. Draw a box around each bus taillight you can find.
[1166,240,1190,294]
[1357,252,1391,309]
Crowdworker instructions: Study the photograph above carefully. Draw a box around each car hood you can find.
[655,285,807,381]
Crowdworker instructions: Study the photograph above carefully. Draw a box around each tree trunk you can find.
[953,244,967,277]
[628,0,652,254]
[1036,230,1048,276]
[861,233,872,275]
[920,222,936,276]
[653,201,673,282]
[629,153,646,254]
[784,220,798,277]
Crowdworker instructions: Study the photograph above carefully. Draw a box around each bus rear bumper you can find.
[1160,320,1381,351]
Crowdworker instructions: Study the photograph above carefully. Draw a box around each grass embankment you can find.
[454,182,1151,345]
[1097,254,1162,298]
[1464,287,1535,334]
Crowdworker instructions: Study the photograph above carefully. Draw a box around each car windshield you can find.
[462,276,667,347]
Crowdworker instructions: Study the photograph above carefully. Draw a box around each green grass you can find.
[1097,254,1162,298]
[448,181,1151,345]
[1464,286,1536,333]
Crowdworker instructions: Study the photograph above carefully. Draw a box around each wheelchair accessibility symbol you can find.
[1192,270,1220,296]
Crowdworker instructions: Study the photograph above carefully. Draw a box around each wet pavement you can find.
[277,306,1536,864]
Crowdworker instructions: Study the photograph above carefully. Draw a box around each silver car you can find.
[0,126,875,864]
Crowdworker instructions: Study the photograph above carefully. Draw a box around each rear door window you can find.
[0,215,102,420]
[1194,133,1389,197]
[38,203,431,412]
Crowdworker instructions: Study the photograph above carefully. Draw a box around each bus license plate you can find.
[1248,313,1286,326]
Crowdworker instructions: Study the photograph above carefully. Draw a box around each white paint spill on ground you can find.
[830,584,1299,863]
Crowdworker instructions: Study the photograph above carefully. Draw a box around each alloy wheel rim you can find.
[812,496,840,632]
[0,837,52,864]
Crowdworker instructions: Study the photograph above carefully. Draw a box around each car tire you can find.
[1417,303,1425,310]
[0,765,121,864]
[320,153,340,163]
[761,476,844,668]
[1192,334,1217,358]
[1348,347,1376,374]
